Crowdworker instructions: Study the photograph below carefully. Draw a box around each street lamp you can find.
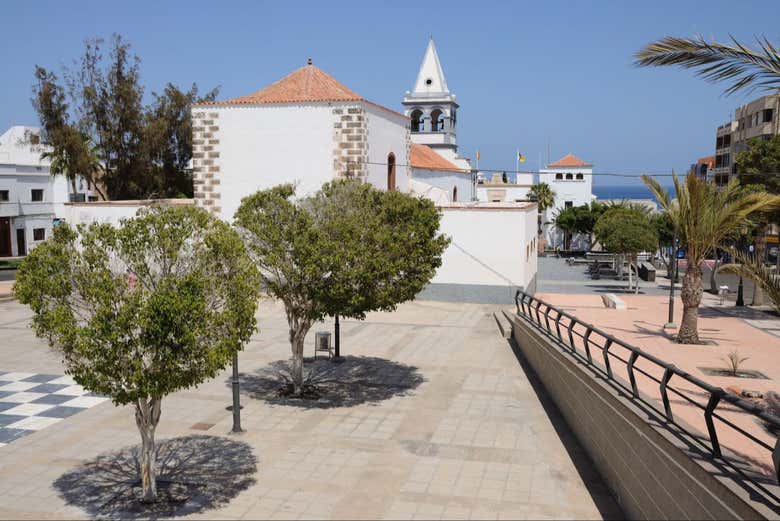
[664,229,678,329]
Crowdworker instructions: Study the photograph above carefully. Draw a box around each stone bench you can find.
[601,293,626,310]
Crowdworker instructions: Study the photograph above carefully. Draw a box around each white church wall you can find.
[539,166,595,251]
[210,103,335,221]
[59,199,195,227]
[364,104,410,193]
[431,203,537,291]
[411,169,473,202]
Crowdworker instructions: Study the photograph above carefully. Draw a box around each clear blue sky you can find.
[2,0,779,186]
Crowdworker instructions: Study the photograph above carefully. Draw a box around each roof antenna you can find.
[307,57,312,65]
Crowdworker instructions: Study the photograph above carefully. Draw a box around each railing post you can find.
[533,300,542,325]
[566,319,576,353]
[583,328,593,364]
[705,388,725,458]
[602,339,613,379]
[627,351,640,398]
[515,290,521,315]
[544,306,552,332]
[554,311,563,341]
[660,366,675,422]
[773,438,780,486]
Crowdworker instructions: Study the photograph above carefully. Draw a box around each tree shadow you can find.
[236,355,424,409]
[53,434,257,520]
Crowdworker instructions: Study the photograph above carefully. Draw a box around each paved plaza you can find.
[0,297,621,520]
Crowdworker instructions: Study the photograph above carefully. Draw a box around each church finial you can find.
[307,57,312,65]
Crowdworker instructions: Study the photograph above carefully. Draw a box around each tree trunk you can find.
[70,177,78,202]
[709,253,720,294]
[677,264,703,344]
[634,256,640,294]
[288,321,311,395]
[627,254,633,292]
[135,397,161,502]
[752,222,767,306]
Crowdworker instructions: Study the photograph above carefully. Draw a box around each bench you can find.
[601,293,627,310]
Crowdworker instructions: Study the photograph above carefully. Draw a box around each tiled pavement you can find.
[0,372,107,447]
[0,298,622,519]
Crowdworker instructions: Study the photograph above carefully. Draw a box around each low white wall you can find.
[433,202,537,290]
[59,200,195,227]
[412,169,473,202]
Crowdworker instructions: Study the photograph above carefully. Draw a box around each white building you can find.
[0,126,92,257]
[187,48,538,301]
[476,172,534,203]
[191,59,410,220]
[538,153,595,250]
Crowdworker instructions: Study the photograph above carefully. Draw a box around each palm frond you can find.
[634,34,780,96]
[719,250,780,312]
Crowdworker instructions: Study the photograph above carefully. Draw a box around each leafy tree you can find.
[13,205,260,502]
[32,34,217,200]
[235,181,448,394]
[593,208,658,293]
[634,35,780,96]
[642,172,780,343]
[651,212,675,273]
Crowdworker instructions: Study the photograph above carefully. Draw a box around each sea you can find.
[592,184,676,204]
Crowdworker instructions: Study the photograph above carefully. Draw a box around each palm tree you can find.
[634,35,780,96]
[529,183,556,250]
[642,172,780,343]
[40,131,106,201]
[720,250,780,313]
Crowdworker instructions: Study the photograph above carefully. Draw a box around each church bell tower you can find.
[403,39,464,164]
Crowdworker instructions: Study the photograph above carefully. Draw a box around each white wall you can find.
[59,200,195,227]
[212,103,335,221]
[476,184,531,203]
[539,166,595,250]
[364,104,410,193]
[411,168,473,202]
[433,203,537,290]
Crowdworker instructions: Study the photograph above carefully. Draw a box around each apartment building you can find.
[711,93,780,185]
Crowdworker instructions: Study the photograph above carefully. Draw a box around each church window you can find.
[452,186,458,202]
[565,173,573,180]
[430,109,443,132]
[410,109,423,132]
[425,78,433,86]
[576,173,584,180]
[387,153,396,191]
[555,173,563,180]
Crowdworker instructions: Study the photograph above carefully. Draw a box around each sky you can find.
[2,1,779,186]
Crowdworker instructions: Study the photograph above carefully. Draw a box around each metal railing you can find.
[514,289,780,488]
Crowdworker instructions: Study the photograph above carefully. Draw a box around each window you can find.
[0,190,8,202]
[565,173,573,180]
[430,109,443,132]
[555,173,563,180]
[452,186,458,202]
[716,136,723,148]
[410,109,423,132]
[723,134,731,147]
[387,153,396,192]
[565,201,573,209]
[69,193,86,203]
[29,134,40,145]
[764,109,774,123]
[576,173,584,180]
[31,189,43,202]
[33,228,45,241]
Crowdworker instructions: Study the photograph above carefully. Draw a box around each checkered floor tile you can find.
[0,371,107,448]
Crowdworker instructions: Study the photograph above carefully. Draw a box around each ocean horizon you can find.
[593,184,675,202]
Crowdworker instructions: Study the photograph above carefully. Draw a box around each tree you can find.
[593,208,658,293]
[13,205,260,502]
[528,183,556,248]
[235,181,448,394]
[736,135,780,301]
[642,172,780,343]
[32,34,217,200]
[720,250,780,313]
[634,35,780,96]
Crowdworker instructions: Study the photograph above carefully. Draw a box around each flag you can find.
[518,152,526,163]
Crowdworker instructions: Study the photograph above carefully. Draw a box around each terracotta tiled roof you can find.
[410,144,464,173]
[196,63,406,118]
[547,153,592,168]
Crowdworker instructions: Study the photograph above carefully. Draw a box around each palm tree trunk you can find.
[677,264,703,344]
[709,252,720,294]
[752,222,767,305]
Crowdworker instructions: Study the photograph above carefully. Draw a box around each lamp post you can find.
[230,353,243,433]
[664,230,678,329]
[736,237,745,307]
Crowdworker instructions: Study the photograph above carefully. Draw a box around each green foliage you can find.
[593,208,658,255]
[32,34,218,200]
[634,34,780,96]
[737,135,780,195]
[528,183,556,213]
[651,212,675,248]
[13,205,260,405]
